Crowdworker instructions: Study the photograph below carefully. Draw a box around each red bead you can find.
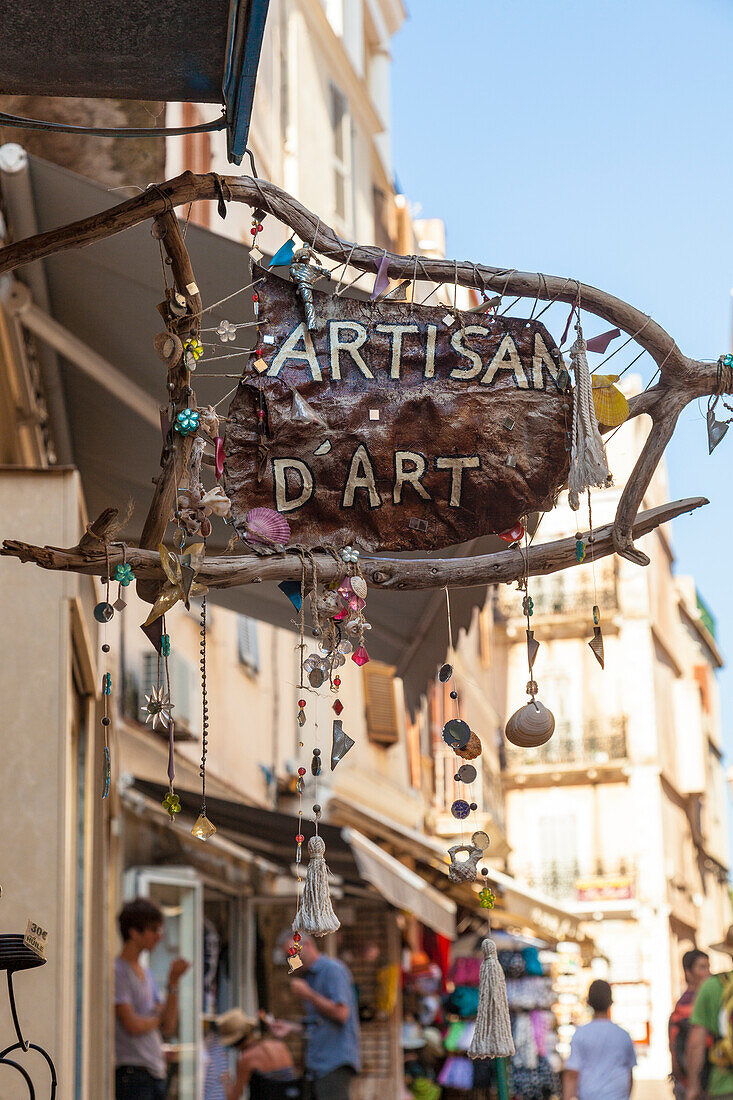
[293,932,301,943]
[250,227,257,235]
[298,699,306,708]
[257,409,265,419]
[333,676,341,688]
[333,700,344,715]
[296,834,304,843]
[288,947,297,956]
[256,348,264,357]
[252,292,259,301]
[498,522,525,543]
[257,223,263,231]
[298,767,306,776]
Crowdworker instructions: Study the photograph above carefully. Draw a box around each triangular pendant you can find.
[589,626,605,669]
[141,617,164,653]
[180,564,195,608]
[707,408,729,454]
[526,629,540,670]
[278,580,302,611]
[331,720,355,769]
[291,389,328,428]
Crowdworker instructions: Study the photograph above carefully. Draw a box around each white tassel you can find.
[568,325,611,510]
[293,835,340,937]
[468,938,515,1060]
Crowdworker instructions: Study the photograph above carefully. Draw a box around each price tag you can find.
[24,919,49,959]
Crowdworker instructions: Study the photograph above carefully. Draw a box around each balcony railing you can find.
[516,860,635,902]
[499,584,618,619]
[504,717,627,768]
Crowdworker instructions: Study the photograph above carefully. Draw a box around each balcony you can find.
[516,860,635,904]
[498,580,618,626]
[503,717,628,786]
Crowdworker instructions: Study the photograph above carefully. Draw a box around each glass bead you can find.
[522,595,534,617]
[297,708,306,727]
[470,802,478,811]
[102,643,110,653]
[526,680,538,695]
[575,539,586,563]
[352,645,370,667]
[451,799,471,820]
[313,803,321,814]
[313,748,321,756]
[450,690,458,700]
[293,932,301,943]
[298,767,306,776]
[334,676,341,687]
[333,699,344,715]
[479,887,495,910]
[191,813,217,841]
[481,867,489,876]
[298,699,306,708]
[102,716,110,727]
[161,634,171,657]
[296,834,304,843]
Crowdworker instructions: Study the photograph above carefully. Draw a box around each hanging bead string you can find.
[101,623,111,800]
[200,599,208,813]
[443,589,483,864]
[519,532,536,702]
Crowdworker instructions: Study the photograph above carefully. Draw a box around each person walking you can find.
[563,979,636,1100]
[270,932,361,1100]
[686,925,733,1100]
[669,949,710,1099]
[114,897,190,1100]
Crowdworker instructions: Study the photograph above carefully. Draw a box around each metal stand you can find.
[0,936,57,1098]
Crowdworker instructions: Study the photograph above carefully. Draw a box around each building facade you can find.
[498,396,731,1097]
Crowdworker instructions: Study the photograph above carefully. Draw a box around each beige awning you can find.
[341,826,456,940]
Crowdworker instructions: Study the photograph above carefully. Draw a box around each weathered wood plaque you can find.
[225,268,572,552]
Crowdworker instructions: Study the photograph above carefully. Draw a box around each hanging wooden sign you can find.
[225,267,572,553]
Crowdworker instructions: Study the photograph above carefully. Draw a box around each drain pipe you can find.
[0,142,74,465]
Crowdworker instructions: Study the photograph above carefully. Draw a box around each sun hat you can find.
[215,1008,258,1047]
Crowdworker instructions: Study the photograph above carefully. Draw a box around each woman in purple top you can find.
[114,897,190,1100]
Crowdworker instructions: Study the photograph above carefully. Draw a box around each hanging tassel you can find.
[292,835,341,937]
[568,324,611,510]
[468,938,515,1060]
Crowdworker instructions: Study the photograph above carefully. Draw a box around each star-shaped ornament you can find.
[143,542,208,626]
[142,685,175,730]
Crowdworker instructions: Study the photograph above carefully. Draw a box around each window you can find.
[330,84,352,231]
[363,660,399,745]
[237,615,260,673]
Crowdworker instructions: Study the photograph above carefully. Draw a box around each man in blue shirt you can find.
[271,933,361,1099]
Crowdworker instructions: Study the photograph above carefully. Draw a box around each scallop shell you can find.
[504,700,555,748]
[244,508,291,547]
[591,375,629,427]
[453,732,482,760]
[351,576,367,599]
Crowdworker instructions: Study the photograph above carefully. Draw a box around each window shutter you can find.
[363,661,399,746]
[237,615,260,672]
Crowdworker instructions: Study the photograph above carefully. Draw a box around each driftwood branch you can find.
[1,497,706,592]
[0,171,727,570]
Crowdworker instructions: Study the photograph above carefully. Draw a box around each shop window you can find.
[363,661,399,746]
[138,651,200,738]
[330,84,353,232]
[237,615,260,673]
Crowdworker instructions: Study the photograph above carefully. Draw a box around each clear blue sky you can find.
[391,1,733,768]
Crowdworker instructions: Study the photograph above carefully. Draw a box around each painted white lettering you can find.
[531,332,561,389]
[449,326,488,380]
[268,323,322,380]
[376,324,419,379]
[329,321,373,379]
[481,333,529,388]
[342,444,381,508]
[273,459,314,513]
[394,451,432,504]
[435,456,480,507]
[424,324,438,379]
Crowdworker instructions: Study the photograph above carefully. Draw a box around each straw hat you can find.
[215,1008,258,1047]
[710,925,733,956]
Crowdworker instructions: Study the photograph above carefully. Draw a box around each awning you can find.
[342,827,456,940]
[0,0,270,163]
[132,779,456,938]
[0,152,513,709]
[326,795,593,949]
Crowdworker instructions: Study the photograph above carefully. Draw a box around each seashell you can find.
[316,590,343,619]
[351,576,367,599]
[201,486,231,517]
[453,732,482,760]
[448,844,482,884]
[504,699,555,748]
[244,508,291,547]
[591,374,629,427]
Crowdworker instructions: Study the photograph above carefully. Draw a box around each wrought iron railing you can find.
[504,717,627,767]
[516,860,635,901]
[499,583,618,619]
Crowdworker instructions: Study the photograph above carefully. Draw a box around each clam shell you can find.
[245,508,291,547]
[505,700,555,747]
[592,375,629,427]
[351,576,367,599]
